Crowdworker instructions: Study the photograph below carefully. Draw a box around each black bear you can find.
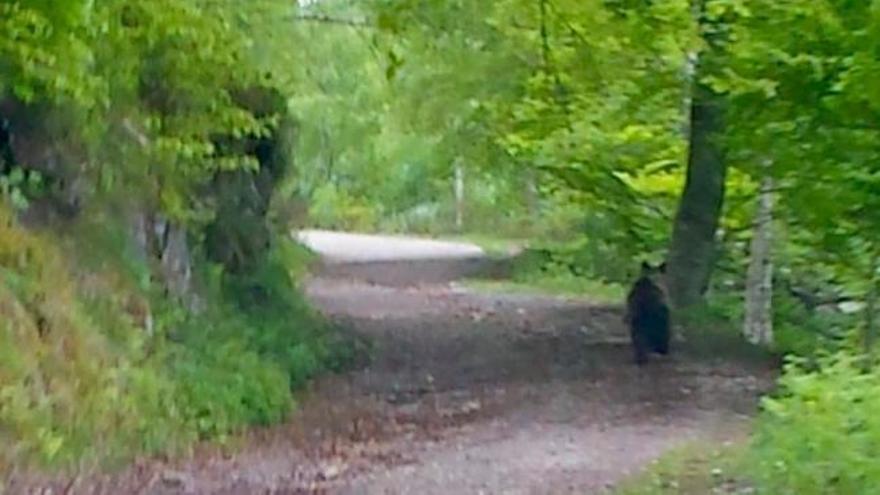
[624,261,671,365]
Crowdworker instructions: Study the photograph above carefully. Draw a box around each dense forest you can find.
[1,0,879,492]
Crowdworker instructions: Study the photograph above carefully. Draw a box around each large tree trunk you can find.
[666,76,727,310]
[666,0,727,311]
[743,173,774,346]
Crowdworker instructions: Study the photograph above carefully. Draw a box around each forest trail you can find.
[12,233,774,495]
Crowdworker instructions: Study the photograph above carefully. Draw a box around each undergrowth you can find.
[0,207,339,472]
[673,288,856,363]
[747,353,880,494]
[464,243,626,302]
[464,277,624,303]
[614,437,751,495]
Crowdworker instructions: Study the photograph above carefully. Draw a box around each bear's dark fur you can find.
[625,262,671,365]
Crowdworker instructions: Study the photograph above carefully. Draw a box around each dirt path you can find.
[296,280,773,494]
[9,240,775,495]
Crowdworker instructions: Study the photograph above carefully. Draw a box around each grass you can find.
[614,436,753,495]
[440,233,527,258]
[436,234,628,301]
[449,235,628,303]
[463,277,625,303]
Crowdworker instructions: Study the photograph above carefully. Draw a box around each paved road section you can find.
[295,230,486,263]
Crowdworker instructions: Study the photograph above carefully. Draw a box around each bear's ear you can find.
[658,262,667,273]
[641,261,651,273]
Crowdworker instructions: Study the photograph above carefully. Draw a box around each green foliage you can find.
[772,291,856,358]
[278,0,701,254]
[0,203,340,471]
[0,206,175,467]
[721,0,880,305]
[467,277,624,303]
[750,353,880,494]
[213,244,331,389]
[464,243,625,301]
[309,183,378,232]
[673,287,853,361]
[169,340,291,440]
[0,167,43,211]
[1,0,301,225]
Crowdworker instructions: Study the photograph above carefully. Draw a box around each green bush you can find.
[212,243,331,387]
[309,183,377,232]
[170,341,291,440]
[772,291,855,357]
[749,353,880,494]
[144,241,338,446]
[0,206,339,471]
[513,246,625,299]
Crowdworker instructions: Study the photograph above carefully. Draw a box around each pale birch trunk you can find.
[744,174,774,346]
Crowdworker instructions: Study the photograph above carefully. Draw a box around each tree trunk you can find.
[743,173,774,346]
[666,21,727,311]
[666,82,727,309]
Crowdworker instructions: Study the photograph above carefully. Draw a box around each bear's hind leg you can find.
[631,329,649,365]
[651,310,671,356]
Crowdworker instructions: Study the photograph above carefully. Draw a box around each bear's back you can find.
[627,277,667,320]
